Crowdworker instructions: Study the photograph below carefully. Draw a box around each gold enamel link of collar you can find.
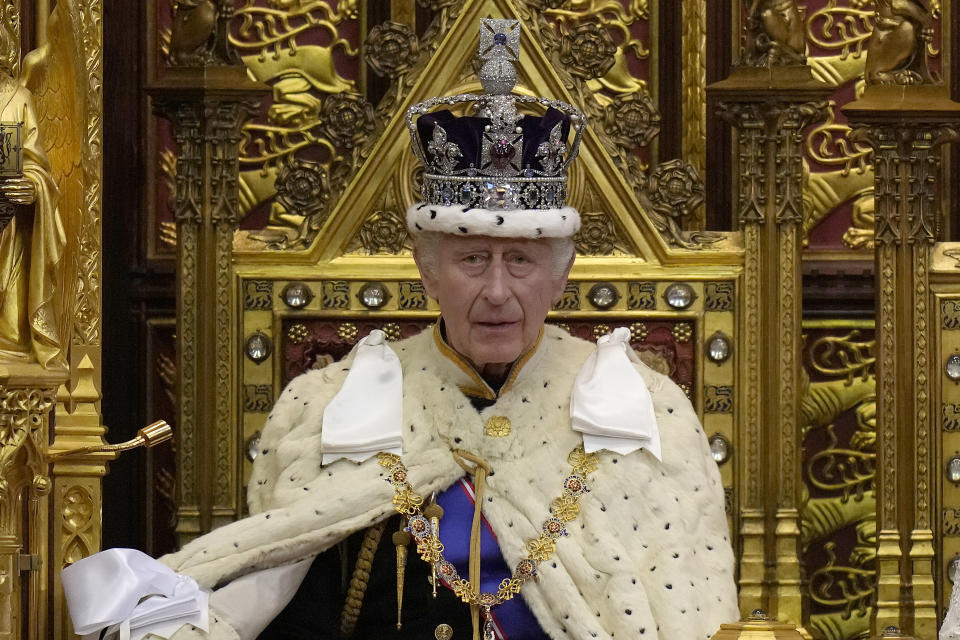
[376,446,599,608]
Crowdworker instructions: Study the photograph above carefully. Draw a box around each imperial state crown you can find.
[405,18,585,239]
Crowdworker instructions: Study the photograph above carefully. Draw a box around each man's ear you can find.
[413,246,440,300]
[551,252,576,304]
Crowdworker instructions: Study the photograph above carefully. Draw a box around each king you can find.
[64,19,738,640]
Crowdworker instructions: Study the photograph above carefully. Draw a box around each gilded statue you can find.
[0,21,65,369]
[864,0,936,85]
[743,0,806,66]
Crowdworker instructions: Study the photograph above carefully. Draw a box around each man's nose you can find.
[482,258,512,305]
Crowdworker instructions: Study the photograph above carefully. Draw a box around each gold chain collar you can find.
[376,445,599,608]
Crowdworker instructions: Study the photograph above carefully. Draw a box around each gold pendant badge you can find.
[483,416,511,437]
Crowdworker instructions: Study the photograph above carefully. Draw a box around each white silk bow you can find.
[321,329,404,464]
[61,548,209,640]
[570,327,662,460]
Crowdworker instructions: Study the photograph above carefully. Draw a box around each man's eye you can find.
[510,255,529,265]
[464,255,484,264]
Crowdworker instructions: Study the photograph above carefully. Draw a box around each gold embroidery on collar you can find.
[500,327,543,396]
[433,325,494,400]
[432,323,544,401]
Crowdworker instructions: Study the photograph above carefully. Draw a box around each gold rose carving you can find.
[365,22,419,79]
[644,159,720,249]
[250,157,331,249]
[351,209,411,255]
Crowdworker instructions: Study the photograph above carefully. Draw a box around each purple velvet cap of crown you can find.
[414,107,571,177]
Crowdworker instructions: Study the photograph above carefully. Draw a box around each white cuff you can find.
[62,548,209,640]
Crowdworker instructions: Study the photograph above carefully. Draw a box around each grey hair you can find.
[413,231,575,280]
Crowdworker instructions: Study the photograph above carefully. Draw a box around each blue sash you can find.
[435,479,548,640]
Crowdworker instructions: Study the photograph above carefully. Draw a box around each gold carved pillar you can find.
[844,87,960,637]
[49,357,108,640]
[149,5,267,543]
[0,366,63,640]
[708,3,830,621]
[150,76,265,543]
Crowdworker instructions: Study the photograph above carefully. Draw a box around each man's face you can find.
[416,235,573,371]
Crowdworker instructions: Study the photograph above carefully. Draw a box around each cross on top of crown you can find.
[479,19,520,62]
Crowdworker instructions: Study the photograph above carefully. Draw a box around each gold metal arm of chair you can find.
[48,420,173,460]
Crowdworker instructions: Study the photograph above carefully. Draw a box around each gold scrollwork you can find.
[230,1,359,64]
[808,329,875,385]
[800,325,877,640]
[805,101,873,176]
[0,1,20,76]
[516,1,681,240]
[806,426,874,500]
[806,1,875,60]
[0,387,55,508]
[229,0,369,249]
[808,542,874,614]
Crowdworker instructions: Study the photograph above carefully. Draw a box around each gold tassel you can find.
[392,526,412,630]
